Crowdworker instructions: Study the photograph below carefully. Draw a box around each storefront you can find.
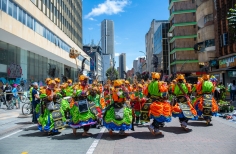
[0,40,78,86]
[210,54,236,85]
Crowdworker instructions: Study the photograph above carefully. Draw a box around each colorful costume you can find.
[172,74,197,130]
[69,75,96,136]
[193,74,219,125]
[38,80,66,133]
[144,72,171,135]
[103,80,132,135]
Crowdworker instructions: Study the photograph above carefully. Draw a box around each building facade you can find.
[101,19,114,63]
[168,0,199,76]
[102,54,111,82]
[154,21,170,74]
[119,53,126,79]
[0,0,89,85]
[145,20,166,73]
[133,60,138,74]
[83,45,103,82]
[210,0,236,84]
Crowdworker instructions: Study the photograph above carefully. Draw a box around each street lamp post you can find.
[167,32,173,75]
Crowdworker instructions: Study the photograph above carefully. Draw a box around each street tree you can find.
[106,67,119,80]
[228,5,236,41]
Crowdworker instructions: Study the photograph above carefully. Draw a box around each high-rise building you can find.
[102,54,111,82]
[83,45,103,82]
[168,0,199,76]
[119,53,126,79]
[146,20,168,73]
[195,0,216,73]
[0,0,88,83]
[133,60,138,73]
[101,19,114,61]
[210,0,236,84]
[153,21,170,74]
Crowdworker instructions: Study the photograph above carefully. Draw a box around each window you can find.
[8,0,13,16]
[18,8,23,23]
[27,15,33,29]
[193,12,195,16]
[13,3,17,19]
[0,0,2,10]
[22,10,26,25]
[31,0,37,5]
[2,0,7,12]
[204,14,213,24]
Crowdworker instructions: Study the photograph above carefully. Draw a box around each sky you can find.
[82,0,169,70]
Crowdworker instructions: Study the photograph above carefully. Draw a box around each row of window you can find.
[30,0,82,48]
[0,0,89,66]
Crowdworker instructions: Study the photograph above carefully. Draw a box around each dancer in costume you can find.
[103,80,132,136]
[172,74,197,130]
[146,72,171,135]
[69,75,97,136]
[38,80,66,134]
[193,74,219,125]
[132,84,146,124]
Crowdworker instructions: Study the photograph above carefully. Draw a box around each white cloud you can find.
[85,0,130,18]
[88,27,93,30]
[126,66,129,70]
[96,23,101,26]
[88,17,97,21]
[115,53,120,56]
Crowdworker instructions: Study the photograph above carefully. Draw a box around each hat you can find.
[138,84,143,88]
[202,74,210,80]
[176,74,185,80]
[67,79,72,84]
[54,78,60,83]
[49,80,56,85]
[125,80,130,84]
[33,82,38,86]
[45,78,51,85]
[79,75,88,81]
[151,72,160,79]
[114,80,122,87]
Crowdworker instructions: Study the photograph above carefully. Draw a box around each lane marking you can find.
[86,127,106,154]
[0,124,36,141]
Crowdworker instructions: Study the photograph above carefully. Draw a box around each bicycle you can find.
[22,101,32,115]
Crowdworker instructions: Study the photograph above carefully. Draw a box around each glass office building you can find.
[0,0,88,85]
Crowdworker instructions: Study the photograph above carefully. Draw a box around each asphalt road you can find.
[0,107,236,154]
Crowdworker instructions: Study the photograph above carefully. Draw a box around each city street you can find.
[0,107,236,154]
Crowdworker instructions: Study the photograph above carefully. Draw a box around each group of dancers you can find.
[34,72,219,136]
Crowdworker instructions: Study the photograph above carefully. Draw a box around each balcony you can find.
[170,47,195,54]
[169,22,197,32]
[196,0,214,28]
[169,9,196,21]
[170,35,197,43]
[168,0,189,10]
[170,60,199,65]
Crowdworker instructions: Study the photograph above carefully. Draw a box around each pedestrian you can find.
[12,84,20,109]
[3,83,12,109]
[32,82,40,124]
[228,80,236,102]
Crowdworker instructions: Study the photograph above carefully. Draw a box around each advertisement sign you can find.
[7,64,22,78]
[219,55,236,68]
[228,71,236,77]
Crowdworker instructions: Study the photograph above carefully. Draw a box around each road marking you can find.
[0,124,36,140]
[86,127,106,154]
[21,152,28,154]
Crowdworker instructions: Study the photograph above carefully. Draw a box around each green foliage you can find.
[227,5,236,41]
[106,67,119,80]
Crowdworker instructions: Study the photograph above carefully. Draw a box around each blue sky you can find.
[83,0,169,70]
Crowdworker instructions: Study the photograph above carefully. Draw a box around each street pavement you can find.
[0,107,236,154]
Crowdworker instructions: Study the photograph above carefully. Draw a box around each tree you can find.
[106,67,119,80]
[228,5,236,41]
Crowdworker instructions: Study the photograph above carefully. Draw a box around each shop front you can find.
[210,54,236,85]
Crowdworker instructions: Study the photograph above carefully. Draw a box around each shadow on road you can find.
[161,126,192,134]
[51,132,97,140]
[187,122,213,127]
[131,131,164,139]
[22,125,38,131]
[19,131,60,137]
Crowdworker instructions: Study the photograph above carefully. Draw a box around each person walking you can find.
[228,80,236,102]
[12,84,20,109]
[3,83,12,109]
[32,82,40,124]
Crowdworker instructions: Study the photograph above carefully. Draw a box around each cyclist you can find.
[12,84,20,109]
